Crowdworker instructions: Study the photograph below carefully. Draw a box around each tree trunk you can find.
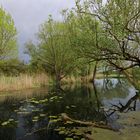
[55,74,61,88]
[92,61,98,82]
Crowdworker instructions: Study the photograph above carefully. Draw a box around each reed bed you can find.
[0,73,48,92]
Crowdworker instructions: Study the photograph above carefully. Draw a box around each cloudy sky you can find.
[0,0,75,61]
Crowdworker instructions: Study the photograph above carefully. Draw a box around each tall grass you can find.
[0,73,48,92]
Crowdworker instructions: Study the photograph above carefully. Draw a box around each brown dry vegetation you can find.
[0,73,48,92]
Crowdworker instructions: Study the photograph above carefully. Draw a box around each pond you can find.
[0,78,140,140]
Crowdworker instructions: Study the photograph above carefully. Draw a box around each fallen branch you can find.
[61,113,118,131]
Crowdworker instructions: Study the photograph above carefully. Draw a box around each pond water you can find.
[0,78,140,140]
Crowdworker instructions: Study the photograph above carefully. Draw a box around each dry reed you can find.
[0,73,48,92]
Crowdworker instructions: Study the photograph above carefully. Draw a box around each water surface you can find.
[0,78,139,140]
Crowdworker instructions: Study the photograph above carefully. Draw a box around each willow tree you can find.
[75,0,140,88]
[27,16,78,87]
[0,7,17,60]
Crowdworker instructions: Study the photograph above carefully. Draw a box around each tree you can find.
[0,59,26,76]
[75,0,140,88]
[0,7,17,60]
[26,16,78,87]
[65,9,102,81]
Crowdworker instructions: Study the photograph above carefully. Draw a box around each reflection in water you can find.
[108,93,139,117]
[0,78,139,140]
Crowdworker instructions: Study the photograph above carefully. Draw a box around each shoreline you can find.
[0,73,125,93]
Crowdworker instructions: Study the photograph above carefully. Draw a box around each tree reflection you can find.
[107,92,139,116]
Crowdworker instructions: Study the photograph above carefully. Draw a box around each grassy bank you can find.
[0,74,48,92]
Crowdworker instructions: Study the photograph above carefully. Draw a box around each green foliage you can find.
[25,0,140,88]
[0,7,19,76]
[0,7,17,60]
[72,0,140,88]
[0,59,26,76]
[26,16,79,85]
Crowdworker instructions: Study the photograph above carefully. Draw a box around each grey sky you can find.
[0,0,75,61]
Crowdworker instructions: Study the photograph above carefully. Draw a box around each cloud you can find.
[0,0,75,61]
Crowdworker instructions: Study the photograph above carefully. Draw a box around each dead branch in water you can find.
[61,113,118,131]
